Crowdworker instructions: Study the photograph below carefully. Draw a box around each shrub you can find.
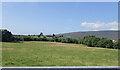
[2,30,13,42]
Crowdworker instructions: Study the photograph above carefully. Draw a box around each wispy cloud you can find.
[80,21,118,30]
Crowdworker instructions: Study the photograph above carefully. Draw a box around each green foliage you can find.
[82,36,114,48]
[13,36,24,42]
[52,34,55,37]
[97,38,113,48]
[82,36,100,47]
[38,32,43,37]
[52,36,59,42]
[41,36,48,41]
[113,40,120,49]
[1,29,119,49]
[57,37,78,44]
[2,30,13,42]
[118,40,120,49]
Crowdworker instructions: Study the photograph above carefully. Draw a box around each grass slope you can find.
[2,41,118,66]
[58,30,118,40]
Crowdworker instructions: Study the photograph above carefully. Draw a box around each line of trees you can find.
[1,29,120,49]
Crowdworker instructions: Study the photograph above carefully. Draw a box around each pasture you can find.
[2,41,118,66]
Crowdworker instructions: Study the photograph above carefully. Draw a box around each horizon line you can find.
[1,29,118,35]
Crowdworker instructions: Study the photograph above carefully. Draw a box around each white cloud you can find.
[80,21,118,30]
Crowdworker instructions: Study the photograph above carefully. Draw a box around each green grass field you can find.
[2,41,118,66]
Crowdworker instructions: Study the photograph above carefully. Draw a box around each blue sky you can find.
[2,2,118,35]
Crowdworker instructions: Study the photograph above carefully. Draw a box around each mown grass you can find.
[2,41,118,66]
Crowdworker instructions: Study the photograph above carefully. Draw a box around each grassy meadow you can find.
[2,41,118,66]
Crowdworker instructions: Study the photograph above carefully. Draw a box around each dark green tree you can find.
[2,29,13,42]
[38,32,43,37]
[53,34,55,37]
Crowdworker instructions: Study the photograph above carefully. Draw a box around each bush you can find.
[41,36,48,41]
[2,30,13,42]
[81,36,114,48]
[113,40,120,49]
[82,36,100,47]
[24,36,33,41]
[97,38,113,48]
[13,37,24,41]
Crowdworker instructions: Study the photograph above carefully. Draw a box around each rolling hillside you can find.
[57,30,118,40]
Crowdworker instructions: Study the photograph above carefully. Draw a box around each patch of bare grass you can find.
[0,48,14,50]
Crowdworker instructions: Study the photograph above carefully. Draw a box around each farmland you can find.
[2,41,118,66]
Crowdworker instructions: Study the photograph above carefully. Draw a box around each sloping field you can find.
[2,41,118,66]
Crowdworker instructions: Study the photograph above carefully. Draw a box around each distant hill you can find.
[57,30,118,40]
